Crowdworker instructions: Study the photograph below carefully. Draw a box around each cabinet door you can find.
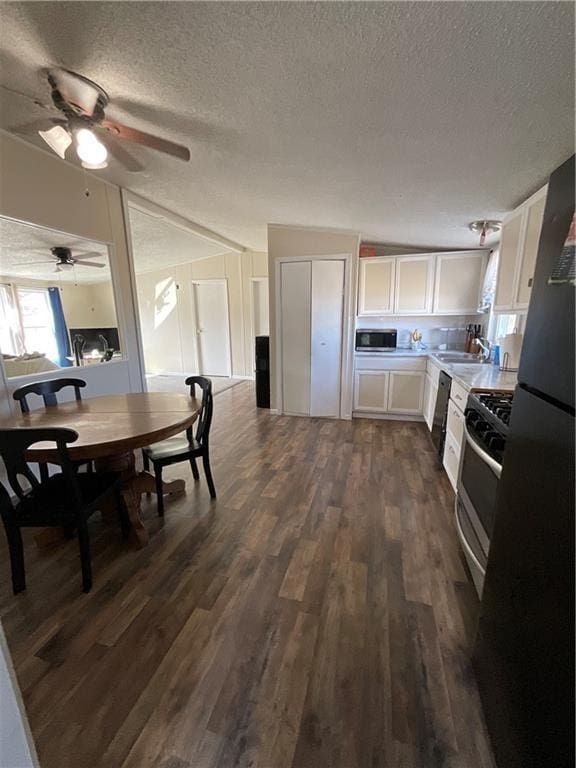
[423,374,437,430]
[494,210,523,310]
[281,261,311,415]
[310,260,344,418]
[358,258,395,314]
[433,251,487,314]
[515,189,547,308]
[394,256,434,314]
[354,371,389,412]
[387,371,425,414]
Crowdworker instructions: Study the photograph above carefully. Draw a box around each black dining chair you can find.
[0,427,129,594]
[142,376,216,516]
[13,377,93,479]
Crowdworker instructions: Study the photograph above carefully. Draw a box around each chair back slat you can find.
[13,378,87,414]
[0,428,80,507]
[185,376,213,445]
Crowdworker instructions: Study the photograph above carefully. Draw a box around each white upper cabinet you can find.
[494,184,547,312]
[433,251,487,314]
[394,255,434,314]
[357,257,395,315]
[515,190,547,308]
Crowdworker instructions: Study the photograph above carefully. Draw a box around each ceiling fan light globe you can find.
[76,130,108,165]
[38,125,72,159]
[81,160,108,170]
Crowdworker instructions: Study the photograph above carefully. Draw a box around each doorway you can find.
[250,277,269,374]
[192,279,232,376]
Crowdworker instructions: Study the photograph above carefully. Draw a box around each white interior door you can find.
[310,260,344,417]
[192,280,231,376]
[281,261,311,415]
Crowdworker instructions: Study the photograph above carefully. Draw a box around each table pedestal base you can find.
[34,451,186,550]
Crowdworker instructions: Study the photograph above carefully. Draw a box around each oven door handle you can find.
[463,422,502,479]
[454,496,486,575]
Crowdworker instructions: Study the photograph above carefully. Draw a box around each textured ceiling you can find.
[0,2,574,251]
[0,216,111,283]
[128,208,231,273]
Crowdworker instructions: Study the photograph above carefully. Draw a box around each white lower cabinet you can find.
[387,371,425,414]
[354,371,389,412]
[353,368,425,415]
[443,430,460,491]
[423,373,437,431]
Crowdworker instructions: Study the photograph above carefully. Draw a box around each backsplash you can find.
[355,315,485,350]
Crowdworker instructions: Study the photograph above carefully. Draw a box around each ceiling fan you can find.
[20,246,107,272]
[15,68,191,172]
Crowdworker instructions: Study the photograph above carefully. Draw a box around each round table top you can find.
[0,392,201,462]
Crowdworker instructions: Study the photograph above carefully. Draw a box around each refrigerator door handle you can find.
[463,423,503,479]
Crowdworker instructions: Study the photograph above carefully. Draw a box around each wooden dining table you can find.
[0,392,200,548]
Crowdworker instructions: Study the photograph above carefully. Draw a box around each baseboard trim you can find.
[352,411,425,422]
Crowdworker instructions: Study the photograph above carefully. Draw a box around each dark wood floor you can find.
[0,382,495,768]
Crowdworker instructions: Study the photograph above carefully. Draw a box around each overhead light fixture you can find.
[469,220,502,247]
[75,128,108,169]
[38,125,72,159]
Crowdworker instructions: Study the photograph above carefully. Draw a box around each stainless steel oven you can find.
[456,392,511,596]
[355,328,397,352]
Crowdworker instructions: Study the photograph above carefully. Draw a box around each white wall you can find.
[0,131,144,416]
[0,623,39,768]
[267,224,361,413]
[134,250,268,378]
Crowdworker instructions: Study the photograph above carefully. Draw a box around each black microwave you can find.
[356,329,397,351]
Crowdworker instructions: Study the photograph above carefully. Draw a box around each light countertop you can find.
[354,348,517,392]
[439,363,517,392]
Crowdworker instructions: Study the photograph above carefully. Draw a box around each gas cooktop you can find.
[465,390,515,462]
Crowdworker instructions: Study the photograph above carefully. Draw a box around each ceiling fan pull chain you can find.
[83,166,91,198]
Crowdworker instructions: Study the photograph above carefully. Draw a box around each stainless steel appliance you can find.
[474,155,574,768]
[431,370,451,458]
[455,391,511,596]
[355,328,397,352]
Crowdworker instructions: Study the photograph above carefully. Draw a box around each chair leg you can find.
[155,465,165,517]
[77,524,92,593]
[189,457,200,481]
[143,452,151,497]
[39,462,49,483]
[202,451,217,499]
[3,522,25,594]
[114,485,130,539]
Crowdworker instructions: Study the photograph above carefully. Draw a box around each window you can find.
[491,313,523,343]
[16,288,58,362]
[0,284,22,356]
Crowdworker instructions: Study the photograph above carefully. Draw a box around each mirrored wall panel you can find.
[0,217,121,378]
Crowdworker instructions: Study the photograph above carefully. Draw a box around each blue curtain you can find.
[48,287,72,367]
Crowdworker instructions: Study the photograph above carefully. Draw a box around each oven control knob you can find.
[467,411,482,426]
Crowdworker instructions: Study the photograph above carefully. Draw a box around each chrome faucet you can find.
[476,337,492,362]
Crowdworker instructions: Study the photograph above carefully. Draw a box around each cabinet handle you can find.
[454,393,462,401]
[448,445,455,455]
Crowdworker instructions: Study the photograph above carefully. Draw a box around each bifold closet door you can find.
[310,260,344,418]
[281,261,311,415]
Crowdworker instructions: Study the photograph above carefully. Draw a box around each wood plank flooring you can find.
[0,382,495,768]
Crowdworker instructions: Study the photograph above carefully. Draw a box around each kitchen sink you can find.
[433,352,487,364]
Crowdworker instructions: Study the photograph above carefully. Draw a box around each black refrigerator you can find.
[474,155,575,768]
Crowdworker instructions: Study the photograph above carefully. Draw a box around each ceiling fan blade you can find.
[73,259,106,268]
[101,119,190,162]
[16,260,56,266]
[94,127,144,172]
[76,251,106,260]
[9,118,63,135]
